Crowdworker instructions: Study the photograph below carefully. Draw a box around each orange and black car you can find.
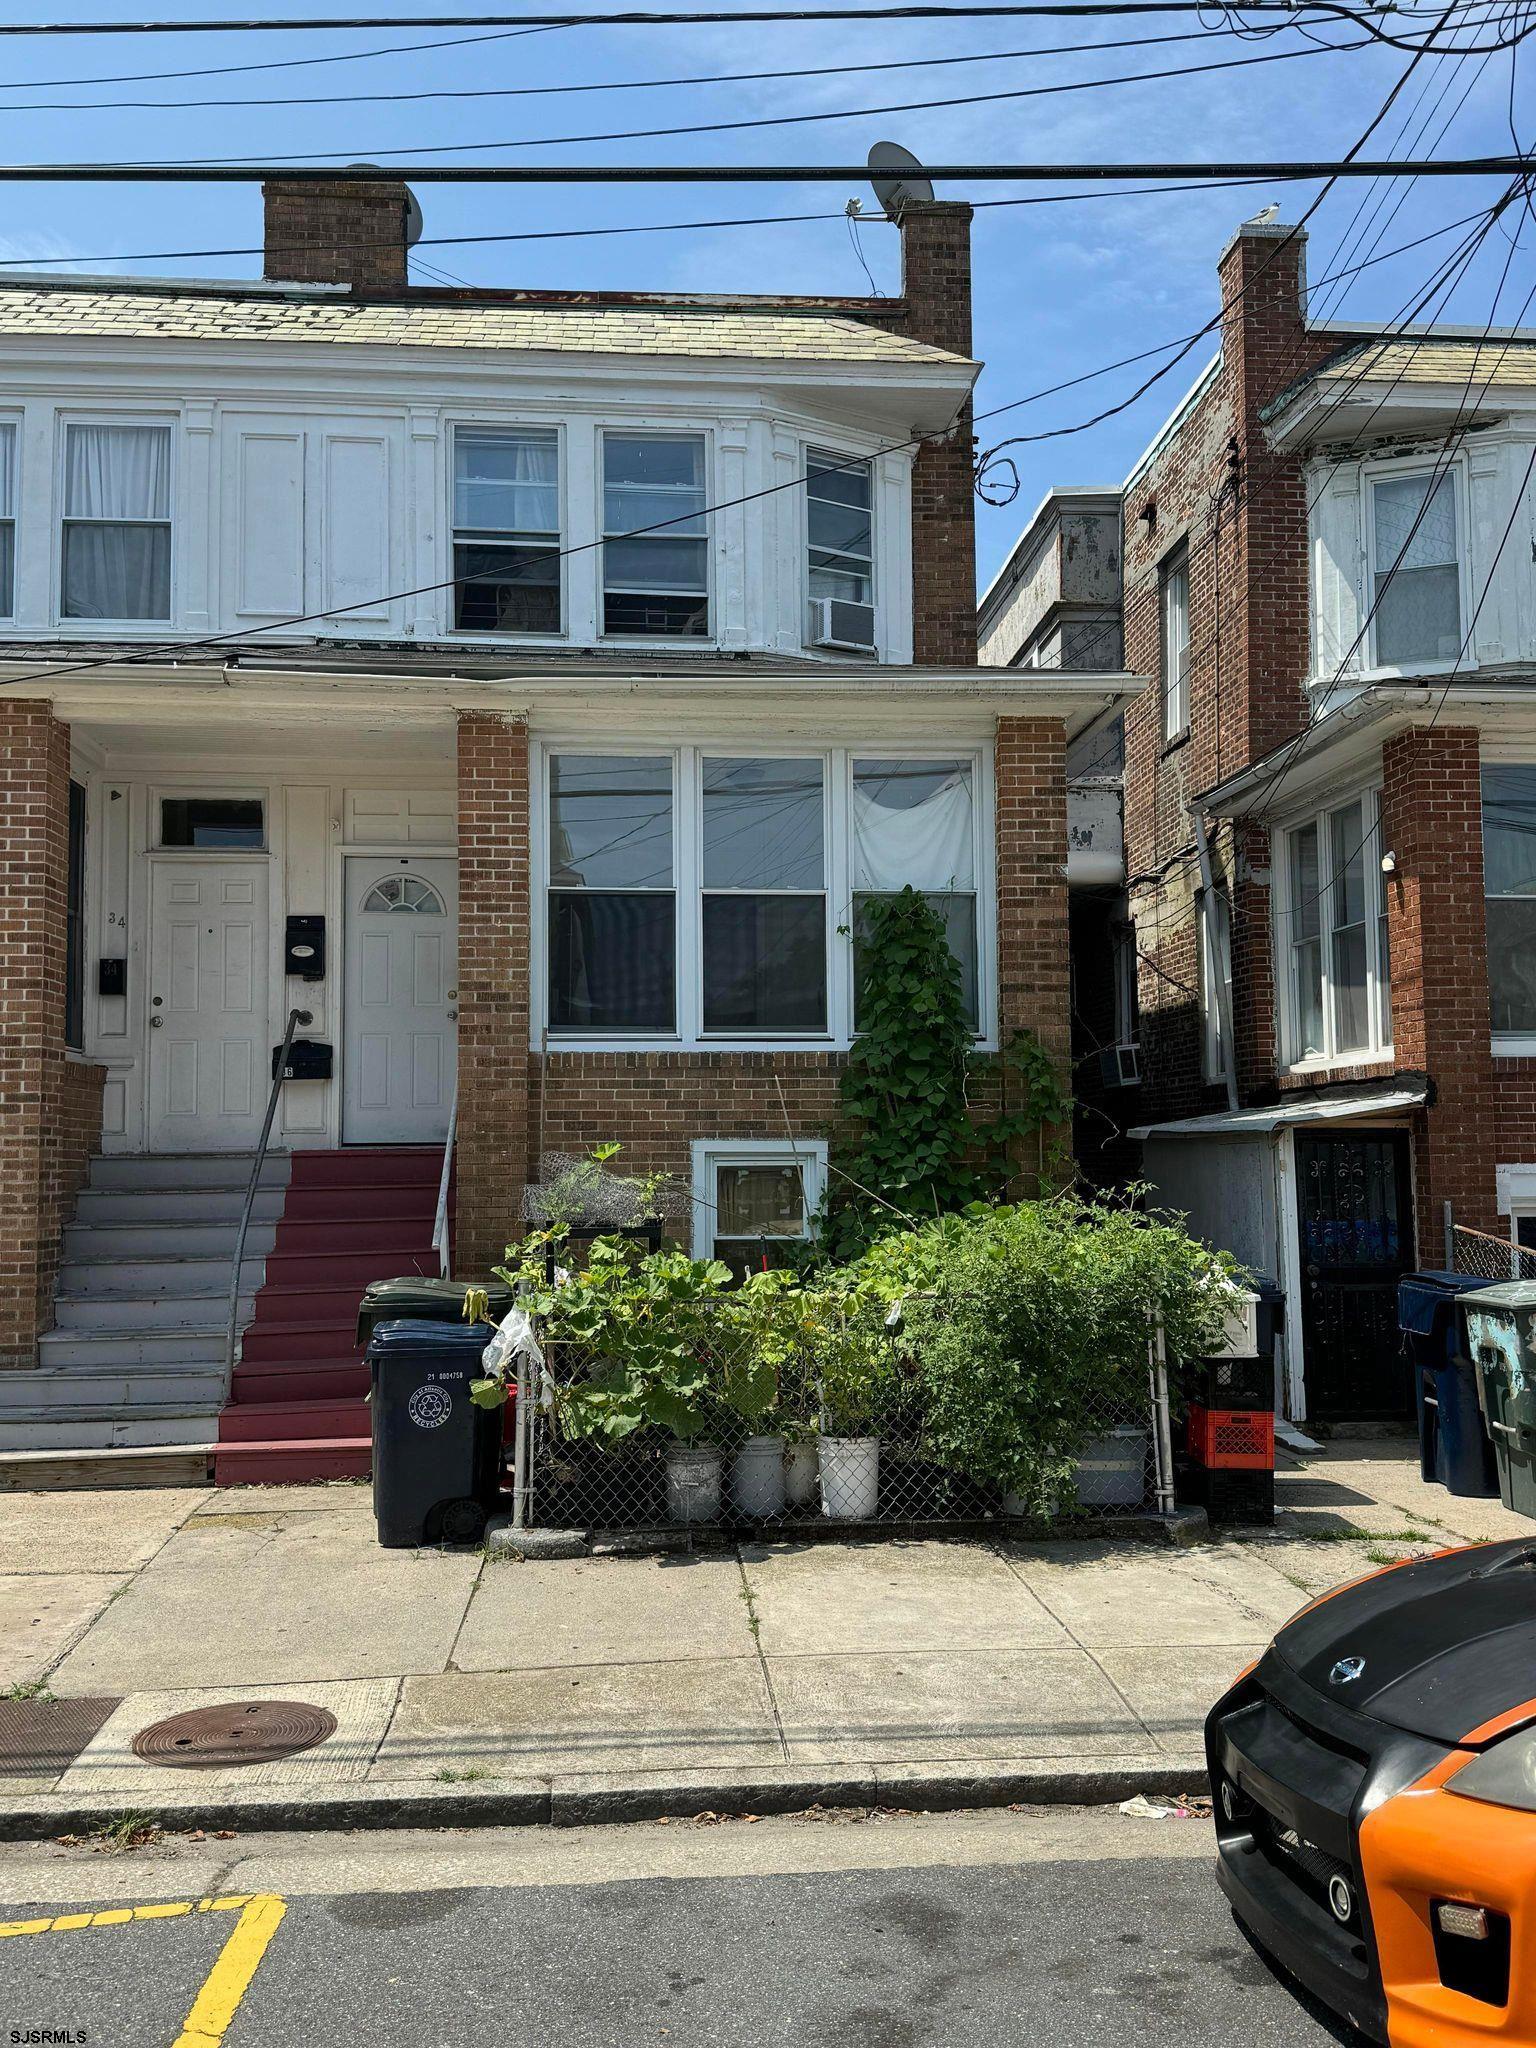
[1207,1537,1536,2046]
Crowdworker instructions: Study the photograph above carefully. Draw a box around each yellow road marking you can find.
[172,1895,286,2048]
[0,1890,287,2048]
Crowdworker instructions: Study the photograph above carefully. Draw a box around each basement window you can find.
[159,798,265,850]
[690,1139,827,1277]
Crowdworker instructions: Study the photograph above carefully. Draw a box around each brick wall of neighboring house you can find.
[263,177,412,289]
[1122,224,1358,1122]
[0,703,101,1369]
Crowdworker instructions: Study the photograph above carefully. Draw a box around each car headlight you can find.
[1448,1728,1536,1810]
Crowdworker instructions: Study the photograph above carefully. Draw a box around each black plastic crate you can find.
[1195,1352,1275,1412]
[1195,1466,1275,1525]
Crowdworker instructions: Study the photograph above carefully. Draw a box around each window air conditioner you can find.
[1097,1043,1141,1089]
[807,596,877,652]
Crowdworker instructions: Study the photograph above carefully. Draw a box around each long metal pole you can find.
[222,1007,310,1395]
[0,159,1520,183]
[1150,1311,1177,1519]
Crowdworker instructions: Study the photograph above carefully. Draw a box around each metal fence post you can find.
[1444,1199,1455,1272]
[1149,1310,1177,1518]
[512,1343,531,1531]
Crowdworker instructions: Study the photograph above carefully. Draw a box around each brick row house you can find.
[0,177,1136,1480]
[1082,213,1536,1424]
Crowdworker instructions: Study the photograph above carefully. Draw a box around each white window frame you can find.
[1198,886,1232,1085]
[690,1137,828,1263]
[1362,453,1471,677]
[1275,786,1393,1072]
[803,444,875,650]
[0,416,18,622]
[1483,760,1536,1055]
[597,425,713,646]
[445,420,565,642]
[530,741,995,1052]
[151,785,268,855]
[1160,543,1190,745]
[54,412,177,631]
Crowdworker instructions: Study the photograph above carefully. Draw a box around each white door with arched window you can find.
[342,856,458,1145]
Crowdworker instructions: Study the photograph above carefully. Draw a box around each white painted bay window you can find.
[0,423,15,618]
[1483,766,1536,1039]
[601,432,708,638]
[61,422,172,622]
[1371,468,1462,667]
[1281,792,1392,1065]
[452,426,560,634]
[541,748,987,1046]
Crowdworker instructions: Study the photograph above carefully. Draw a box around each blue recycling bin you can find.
[1398,1270,1499,1498]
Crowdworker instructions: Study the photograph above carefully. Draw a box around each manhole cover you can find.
[131,1701,338,1768]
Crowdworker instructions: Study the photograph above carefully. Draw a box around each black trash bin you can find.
[1398,1270,1498,1498]
[368,1317,501,1548]
[356,1275,516,1348]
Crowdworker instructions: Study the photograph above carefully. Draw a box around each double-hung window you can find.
[1160,545,1190,743]
[601,433,708,637]
[543,749,985,1044]
[61,422,172,622]
[852,758,979,1031]
[1483,766,1536,1038]
[1371,468,1462,668]
[702,757,826,1032]
[452,426,560,634]
[0,422,15,618]
[547,754,675,1032]
[805,451,875,651]
[1282,792,1392,1064]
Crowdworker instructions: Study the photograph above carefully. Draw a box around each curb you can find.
[0,1752,1209,1845]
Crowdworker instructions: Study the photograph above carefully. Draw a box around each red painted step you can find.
[286,1149,440,1188]
[270,1215,441,1255]
[214,1437,372,1484]
[232,1357,370,1405]
[282,1185,438,1222]
[238,1316,366,1364]
[219,1395,368,1443]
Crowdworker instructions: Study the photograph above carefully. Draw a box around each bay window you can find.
[1281,792,1392,1065]
[601,432,708,637]
[61,421,172,622]
[547,754,675,1032]
[805,451,875,651]
[452,426,559,633]
[1483,765,1536,1037]
[541,748,987,1044]
[1371,467,1462,668]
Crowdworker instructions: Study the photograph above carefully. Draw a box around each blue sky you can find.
[0,3,1527,582]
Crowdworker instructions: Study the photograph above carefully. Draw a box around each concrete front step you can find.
[73,1187,287,1225]
[214,1436,371,1484]
[289,1148,439,1187]
[237,1315,361,1364]
[283,1184,437,1221]
[89,1153,293,1191]
[218,1395,368,1443]
[0,1410,222,1449]
[0,1365,226,1410]
[64,1220,279,1261]
[40,1325,227,1368]
[58,1256,268,1297]
[0,1444,214,1490]
[232,1357,369,1405]
[53,1292,255,1331]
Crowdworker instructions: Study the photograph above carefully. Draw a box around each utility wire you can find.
[0,158,1524,182]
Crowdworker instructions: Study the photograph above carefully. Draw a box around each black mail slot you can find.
[97,958,127,998]
[284,914,326,982]
[272,1038,333,1082]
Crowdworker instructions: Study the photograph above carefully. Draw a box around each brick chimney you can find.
[892,199,977,666]
[262,175,414,291]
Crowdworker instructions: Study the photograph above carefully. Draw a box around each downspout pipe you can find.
[1190,807,1240,1114]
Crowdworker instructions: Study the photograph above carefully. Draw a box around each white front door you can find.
[343,856,458,1145]
[148,861,271,1152]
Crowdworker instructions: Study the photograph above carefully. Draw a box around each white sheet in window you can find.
[851,761,974,892]
[66,423,171,521]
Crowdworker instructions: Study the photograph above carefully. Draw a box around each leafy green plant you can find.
[822,888,1072,1259]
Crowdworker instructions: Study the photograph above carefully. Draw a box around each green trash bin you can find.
[1459,1282,1536,1518]
[355,1275,517,1348]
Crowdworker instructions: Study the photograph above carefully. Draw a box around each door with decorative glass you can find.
[342,857,458,1145]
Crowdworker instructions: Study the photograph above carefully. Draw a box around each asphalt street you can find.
[0,1807,1357,2048]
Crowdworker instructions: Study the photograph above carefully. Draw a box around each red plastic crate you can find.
[1187,1404,1274,1471]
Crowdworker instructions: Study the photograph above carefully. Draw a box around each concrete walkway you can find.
[2,1436,1530,1836]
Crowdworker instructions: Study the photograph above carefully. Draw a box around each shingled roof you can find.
[1263,334,1536,421]
[0,282,971,367]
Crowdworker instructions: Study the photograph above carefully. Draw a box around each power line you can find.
[0,157,1525,182]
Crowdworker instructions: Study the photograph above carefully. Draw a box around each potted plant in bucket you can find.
[808,1280,891,1521]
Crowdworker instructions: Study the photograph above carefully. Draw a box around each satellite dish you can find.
[348,162,424,247]
[868,141,934,221]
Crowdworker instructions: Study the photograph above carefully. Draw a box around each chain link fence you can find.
[1451,1222,1536,1284]
[512,1309,1170,1536]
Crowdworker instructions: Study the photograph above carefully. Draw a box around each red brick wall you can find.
[0,703,101,1368]
[262,177,411,288]
[454,712,532,1277]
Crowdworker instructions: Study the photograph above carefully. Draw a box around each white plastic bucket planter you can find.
[1074,1426,1149,1509]
[784,1441,818,1509]
[731,1435,787,1519]
[818,1436,880,1520]
[666,1441,722,1524]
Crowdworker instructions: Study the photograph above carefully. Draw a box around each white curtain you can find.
[0,423,14,521]
[852,765,974,892]
[454,429,558,536]
[62,423,172,621]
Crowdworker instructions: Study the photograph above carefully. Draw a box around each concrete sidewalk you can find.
[2,1436,1530,1838]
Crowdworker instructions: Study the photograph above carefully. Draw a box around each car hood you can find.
[1273,1539,1536,1746]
